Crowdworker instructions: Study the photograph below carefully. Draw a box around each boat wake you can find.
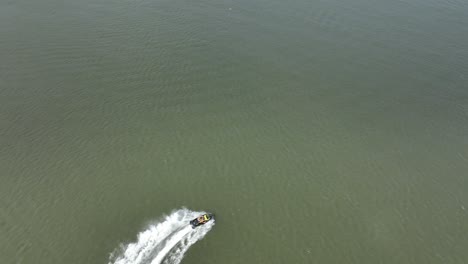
[109,208,215,264]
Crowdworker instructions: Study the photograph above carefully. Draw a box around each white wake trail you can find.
[109,208,215,264]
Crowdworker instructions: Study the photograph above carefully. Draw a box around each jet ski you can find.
[190,213,214,228]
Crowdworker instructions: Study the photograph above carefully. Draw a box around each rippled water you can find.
[1,0,468,263]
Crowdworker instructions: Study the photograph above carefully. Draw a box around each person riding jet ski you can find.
[190,213,214,228]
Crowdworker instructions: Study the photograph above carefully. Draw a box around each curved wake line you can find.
[109,208,215,264]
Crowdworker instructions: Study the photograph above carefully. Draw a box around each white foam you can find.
[109,208,215,264]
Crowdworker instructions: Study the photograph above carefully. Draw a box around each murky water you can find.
[1,0,468,263]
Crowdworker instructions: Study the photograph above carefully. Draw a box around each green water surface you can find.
[1,0,468,263]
